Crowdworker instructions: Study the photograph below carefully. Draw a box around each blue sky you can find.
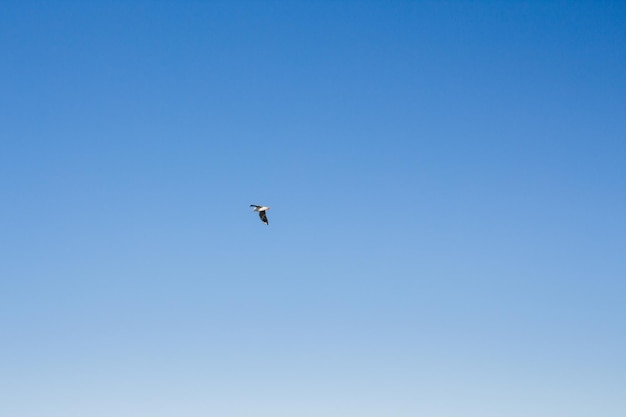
[1,1,625,416]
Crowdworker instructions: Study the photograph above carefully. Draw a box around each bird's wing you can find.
[259,211,268,224]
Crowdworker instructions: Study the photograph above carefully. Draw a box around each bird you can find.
[250,204,270,225]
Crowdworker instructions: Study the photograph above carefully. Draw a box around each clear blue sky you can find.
[1,1,625,416]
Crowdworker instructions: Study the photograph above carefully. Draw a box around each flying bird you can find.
[250,204,270,225]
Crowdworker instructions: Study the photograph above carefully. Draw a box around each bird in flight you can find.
[250,204,270,225]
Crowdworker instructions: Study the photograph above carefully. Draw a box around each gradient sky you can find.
[1,1,625,416]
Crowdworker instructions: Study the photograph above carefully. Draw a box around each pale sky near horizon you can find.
[1,1,625,416]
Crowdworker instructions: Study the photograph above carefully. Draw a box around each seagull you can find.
[250,204,270,225]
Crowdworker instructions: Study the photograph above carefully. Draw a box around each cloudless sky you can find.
[1,1,625,416]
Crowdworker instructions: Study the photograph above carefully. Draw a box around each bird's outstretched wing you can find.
[259,211,268,225]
